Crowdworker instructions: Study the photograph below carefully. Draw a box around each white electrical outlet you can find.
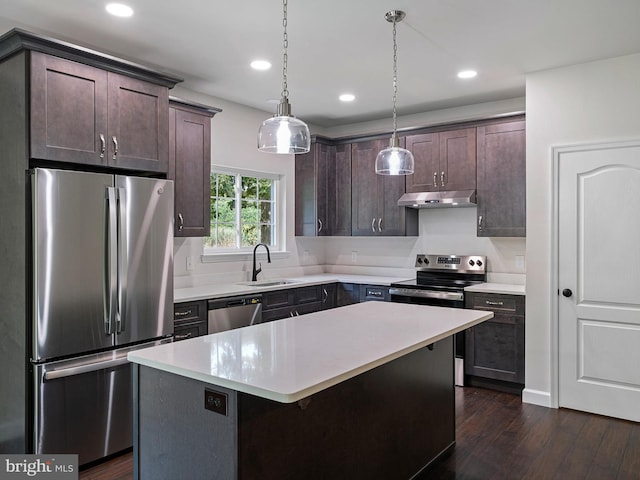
[186,256,194,271]
[351,251,358,263]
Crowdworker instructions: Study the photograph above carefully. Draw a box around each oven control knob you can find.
[424,257,429,265]
[476,259,483,267]
[468,259,475,266]
[417,257,423,264]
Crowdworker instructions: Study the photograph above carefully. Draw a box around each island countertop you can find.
[128,302,492,403]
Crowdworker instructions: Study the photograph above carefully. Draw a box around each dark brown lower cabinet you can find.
[261,286,324,322]
[320,283,336,310]
[336,283,360,307]
[173,300,207,340]
[465,292,525,389]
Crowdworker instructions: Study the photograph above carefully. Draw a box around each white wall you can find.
[525,52,640,406]
[172,85,527,288]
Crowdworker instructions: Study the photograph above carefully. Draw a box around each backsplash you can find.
[175,207,525,288]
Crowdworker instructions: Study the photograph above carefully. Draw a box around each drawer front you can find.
[174,300,206,323]
[466,293,524,315]
[174,321,207,341]
[295,286,323,305]
[360,285,390,302]
[262,289,296,310]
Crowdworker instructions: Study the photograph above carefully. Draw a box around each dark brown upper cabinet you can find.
[405,127,477,193]
[30,51,170,173]
[351,139,417,236]
[476,119,526,237]
[295,140,351,236]
[169,98,220,237]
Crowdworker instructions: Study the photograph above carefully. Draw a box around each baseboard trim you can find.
[522,388,553,408]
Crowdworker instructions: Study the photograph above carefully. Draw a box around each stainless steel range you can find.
[389,254,487,386]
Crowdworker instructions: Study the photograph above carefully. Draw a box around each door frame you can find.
[550,138,640,410]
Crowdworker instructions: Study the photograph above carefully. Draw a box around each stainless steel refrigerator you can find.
[30,168,173,465]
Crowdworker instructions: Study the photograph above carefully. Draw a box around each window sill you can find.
[201,251,291,263]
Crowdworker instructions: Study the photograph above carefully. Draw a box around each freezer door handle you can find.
[116,187,127,334]
[43,356,129,381]
[105,187,118,335]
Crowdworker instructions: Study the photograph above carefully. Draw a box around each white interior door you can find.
[558,141,640,421]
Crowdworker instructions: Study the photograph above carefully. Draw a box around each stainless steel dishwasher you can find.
[207,294,263,334]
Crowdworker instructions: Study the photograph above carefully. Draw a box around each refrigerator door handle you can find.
[43,356,129,381]
[116,187,127,334]
[106,187,118,335]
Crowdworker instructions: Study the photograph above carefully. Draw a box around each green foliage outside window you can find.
[205,172,275,249]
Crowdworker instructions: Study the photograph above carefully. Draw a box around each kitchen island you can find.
[128,302,492,480]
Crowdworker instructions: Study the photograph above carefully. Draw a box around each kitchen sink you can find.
[236,279,299,287]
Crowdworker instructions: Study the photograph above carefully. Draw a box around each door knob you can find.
[562,288,573,298]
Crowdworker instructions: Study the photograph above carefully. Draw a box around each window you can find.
[205,169,279,252]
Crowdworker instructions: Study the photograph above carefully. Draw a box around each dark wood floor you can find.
[79,387,640,480]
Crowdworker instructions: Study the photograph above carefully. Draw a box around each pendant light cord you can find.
[281,0,289,101]
[392,17,398,135]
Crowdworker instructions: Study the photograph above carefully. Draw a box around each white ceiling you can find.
[1,0,640,127]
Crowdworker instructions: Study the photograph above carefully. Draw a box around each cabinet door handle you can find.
[174,332,192,340]
[178,213,184,232]
[478,215,483,230]
[433,172,438,187]
[318,218,323,233]
[441,171,445,187]
[485,300,504,306]
[99,134,106,159]
[322,288,328,303]
[175,309,192,317]
[378,218,382,232]
[371,218,376,233]
[112,136,118,160]
[290,311,295,317]
[295,310,300,316]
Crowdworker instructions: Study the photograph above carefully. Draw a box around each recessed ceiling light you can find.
[339,93,355,102]
[251,60,272,71]
[105,3,133,17]
[457,70,477,79]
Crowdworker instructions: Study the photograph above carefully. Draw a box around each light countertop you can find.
[464,283,526,295]
[128,302,493,403]
[174,274,413,303]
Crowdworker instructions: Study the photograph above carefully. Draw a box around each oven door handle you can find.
[389,288,464,302]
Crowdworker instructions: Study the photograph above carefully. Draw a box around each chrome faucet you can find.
[251,243,271,281]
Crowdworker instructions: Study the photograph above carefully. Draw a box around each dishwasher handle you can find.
[208,295,262,310]
[226,299,247,307]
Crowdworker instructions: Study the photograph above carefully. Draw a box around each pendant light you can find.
[375,10,414,175]
[257,0,310,154]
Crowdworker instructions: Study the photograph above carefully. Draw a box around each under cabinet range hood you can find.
[397,190,477,208]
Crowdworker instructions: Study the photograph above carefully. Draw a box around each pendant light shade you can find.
[376,10,414,175]
[258,98,310,154]
[375,134,415,175]
[258,0,310,154]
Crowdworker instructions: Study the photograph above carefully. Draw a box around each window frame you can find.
[203,166,284,257]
